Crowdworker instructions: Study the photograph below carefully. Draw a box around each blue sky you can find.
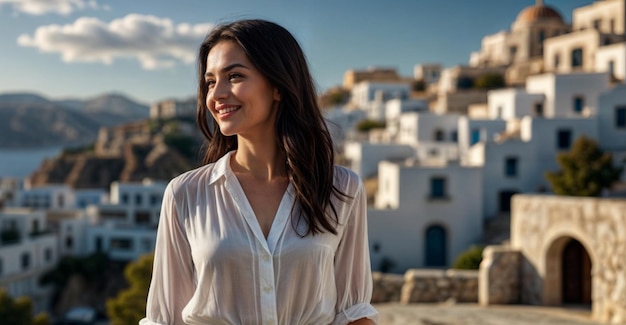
[0,0,593,104]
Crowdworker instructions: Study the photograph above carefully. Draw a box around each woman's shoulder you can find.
[166,163,216,196]
[333,164,363,195]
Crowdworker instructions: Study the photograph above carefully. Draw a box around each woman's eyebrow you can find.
[205,63,250,78]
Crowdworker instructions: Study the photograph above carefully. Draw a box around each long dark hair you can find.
[196,19,347,235]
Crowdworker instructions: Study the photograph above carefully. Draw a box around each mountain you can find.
[0,92,151,148]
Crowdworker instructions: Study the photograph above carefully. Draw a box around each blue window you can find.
[430,177,446,199]
[574,96,584,114]
[470,128,481,145]
[505,157,518,177]
[616,106,626,128]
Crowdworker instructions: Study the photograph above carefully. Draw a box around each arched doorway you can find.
[543,236,593,307]
[425,225,447,267]
[562,239,592,304]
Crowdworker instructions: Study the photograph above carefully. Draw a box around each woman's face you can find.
[204,40,280,138]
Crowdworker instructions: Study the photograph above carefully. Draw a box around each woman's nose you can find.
[210,79,229,101]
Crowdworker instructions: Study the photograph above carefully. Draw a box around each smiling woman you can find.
[140,19,378,325]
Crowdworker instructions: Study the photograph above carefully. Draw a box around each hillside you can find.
[0,92,150,148]
[27,117,203,189]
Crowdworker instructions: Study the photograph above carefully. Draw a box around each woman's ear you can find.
[273,88,281,101]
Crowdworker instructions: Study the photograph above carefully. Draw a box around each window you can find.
[470,128,481,145]
[135,194,143,206]
[505,157,519,177]
[571,48,583,68]
[0,258,2,275]
[610,19,615,33]
[593,19,601,30]
[429,177,447,199]
[135,211,151,225]
[450,130,458,142]
[121,193,129,204]
[110,238,133,251]
[150,194,160,206]
[21,253,30,270]
[434,129,445,142]
[609,60,615,78]
[509,46,517,61]
[616,106,626,128]
[535,102,544,117]
[554,53,560,69]
[44,248,53,262]
[557,129,573,150]
[573,96,585,114]
[538,30,545,43]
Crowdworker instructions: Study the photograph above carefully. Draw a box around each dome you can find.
[515,4,564,24]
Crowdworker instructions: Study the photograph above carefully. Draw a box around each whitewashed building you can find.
[0,209,58,313]
[83,179,167,261]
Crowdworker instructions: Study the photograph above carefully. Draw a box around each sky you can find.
[0,0,594,105]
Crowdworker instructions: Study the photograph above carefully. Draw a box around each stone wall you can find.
[372,269,479,304]
[478,246,521,305]
[509,195,626,324]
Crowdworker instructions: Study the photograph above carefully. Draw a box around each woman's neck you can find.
[231,137,287,182]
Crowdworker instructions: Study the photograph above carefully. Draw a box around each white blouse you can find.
[140,151,378,325]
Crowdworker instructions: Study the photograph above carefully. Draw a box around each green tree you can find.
[107,253,154,325]
[453,245,484,270]
[355,119,386,132]
[0,290,49,325]
[546,136,623,196]
[474,73,505,89]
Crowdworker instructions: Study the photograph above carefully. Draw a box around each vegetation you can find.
[0,290,49,325]
[163,133,200,161]
[62,143,95,155]
[319,87,350,108]
[474,73,505,89]
[107,253,154,325]
[452,245,484,270]
[545,136,623,196]
[356,119,386,132]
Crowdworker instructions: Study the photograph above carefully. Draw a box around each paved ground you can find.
[374,303,602,325]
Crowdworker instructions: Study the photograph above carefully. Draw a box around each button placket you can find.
[258,247,277,325]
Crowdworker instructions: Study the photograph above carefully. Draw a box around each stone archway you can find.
[543,236,592,306]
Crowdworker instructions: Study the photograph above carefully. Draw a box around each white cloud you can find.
[18,14,213,70]
[0,0,101,15]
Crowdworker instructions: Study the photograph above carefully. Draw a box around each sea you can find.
[0,146,65,179]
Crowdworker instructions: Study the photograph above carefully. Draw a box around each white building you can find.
[350,82,411,121]
[0,209,58,313]
[368,160,483,272]
[83,179,166,261]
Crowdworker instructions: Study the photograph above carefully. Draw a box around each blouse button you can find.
[263,285,273,293]
[262,253,271,261]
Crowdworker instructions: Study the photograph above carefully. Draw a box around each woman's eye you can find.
[206,80,215,88]
[229,73,242,81]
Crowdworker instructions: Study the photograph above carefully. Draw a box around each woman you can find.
[141,19,378,325]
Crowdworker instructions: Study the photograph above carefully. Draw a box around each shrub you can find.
[453,245,484,270]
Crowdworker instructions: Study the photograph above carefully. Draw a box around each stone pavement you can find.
[374,303,602,325]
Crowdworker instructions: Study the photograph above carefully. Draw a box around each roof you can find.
[515,3,564,24]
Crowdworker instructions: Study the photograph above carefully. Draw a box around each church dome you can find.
[515,3,564,24]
